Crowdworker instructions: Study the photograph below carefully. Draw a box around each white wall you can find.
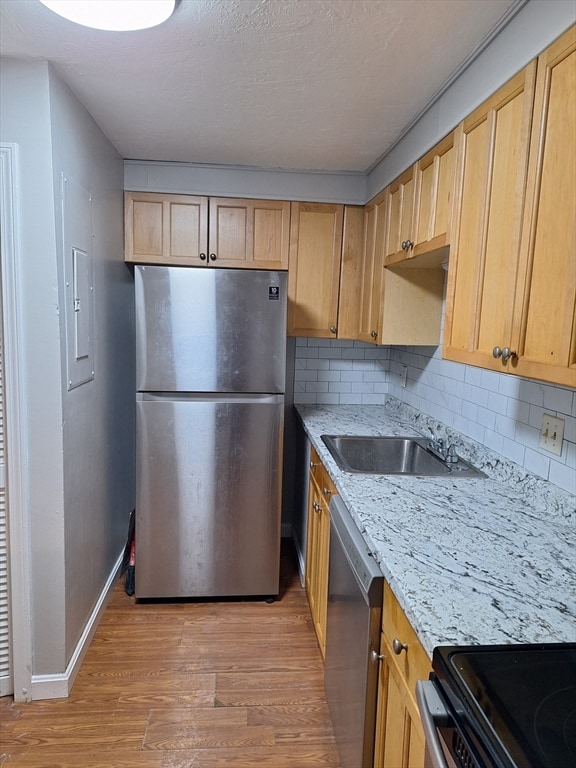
[48,69,135,667]
[0,59,135,684]
[124,159,367,205]
[366,0,576,197]
[0,59,67,675]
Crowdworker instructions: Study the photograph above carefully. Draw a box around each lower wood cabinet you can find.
[305,445,336,658]
[374,582,431,768]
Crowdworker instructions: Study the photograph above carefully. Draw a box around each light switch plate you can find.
[539,414,564,456]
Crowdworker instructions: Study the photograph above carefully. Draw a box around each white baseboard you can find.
[30,550,123,700]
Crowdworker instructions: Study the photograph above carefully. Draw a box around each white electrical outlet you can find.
[401,365,408,388]
[539,414,564,456]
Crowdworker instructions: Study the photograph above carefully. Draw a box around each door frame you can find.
[0,143,33,701]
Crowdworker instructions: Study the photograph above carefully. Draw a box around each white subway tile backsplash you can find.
[520,380,546,407]
[484,428,504,454]
[317,370,342,382]
[486,392,509,417]
[501,436,526,465]
[297,347,319,359]
[293,338,575,494]
[549,460,576,494]
[508,398,530,424]
[564,414,576,444]
[524,447,550,479]
[319,346,341,358]
[543,385,573,414]
[295,369,319,382]
[566,441,576,470]
[528,404,546,430]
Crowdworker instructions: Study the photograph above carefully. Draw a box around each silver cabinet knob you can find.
[401,240,414,251]
[209,253,217,261]
[492,346,502,359]
[323,487,332,496]
[329,325,337,334]
[309,461,318,470]
[392,638,408,655]
[501,347,517,362]
[371,650,384,664]
[199,253,207,261]
[370,330,377,339]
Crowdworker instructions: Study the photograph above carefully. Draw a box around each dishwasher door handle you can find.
[416,680,451,768]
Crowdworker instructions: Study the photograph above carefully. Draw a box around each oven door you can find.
[416,680,459,768]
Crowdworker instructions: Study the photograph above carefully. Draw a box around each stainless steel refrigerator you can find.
[135,265,287,599]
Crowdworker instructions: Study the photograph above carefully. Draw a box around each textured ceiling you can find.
[1,0,521,172]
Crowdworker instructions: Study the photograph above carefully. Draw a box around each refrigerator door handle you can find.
[136,392,284,405]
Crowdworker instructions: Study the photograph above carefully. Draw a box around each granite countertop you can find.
[296,399,576,658]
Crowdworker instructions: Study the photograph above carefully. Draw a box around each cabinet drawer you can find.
[382,582,431,696]
[309,445,337,499]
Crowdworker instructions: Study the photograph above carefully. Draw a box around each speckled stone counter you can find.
[296,399,576,657]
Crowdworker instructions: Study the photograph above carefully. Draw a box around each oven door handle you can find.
[416,680,451,768]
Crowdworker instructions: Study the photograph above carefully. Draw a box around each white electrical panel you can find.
[62,174,94,391]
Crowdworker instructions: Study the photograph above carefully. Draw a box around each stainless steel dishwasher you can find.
[325,495,384,768]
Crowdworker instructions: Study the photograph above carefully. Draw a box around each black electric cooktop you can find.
[432,643,576,768]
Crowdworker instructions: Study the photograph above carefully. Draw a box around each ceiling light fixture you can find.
[38,0,176,32]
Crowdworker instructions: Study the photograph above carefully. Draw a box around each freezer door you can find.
[136,265,287,393]
[135,393,283,598]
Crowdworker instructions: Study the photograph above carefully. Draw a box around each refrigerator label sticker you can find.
[268,286,280,301]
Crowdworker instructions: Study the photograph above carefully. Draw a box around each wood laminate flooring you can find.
[1,541,341,767]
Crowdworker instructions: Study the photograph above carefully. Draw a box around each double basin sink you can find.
[321,435,486,478]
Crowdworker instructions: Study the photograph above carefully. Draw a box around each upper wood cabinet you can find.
[412,132,455,260]
[125,192,290,269]
[288,203,364,338]
[207,198,290,269]
[443,62,537,372]
[383,132,455,268]
[512,26,576,387]
[358,190,445,347]
[444,25,576,387]
[382,166,416,264]
[125,192,208,265]
[358,191,387,344]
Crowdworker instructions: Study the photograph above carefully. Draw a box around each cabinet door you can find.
[513,26,576,387]
[383,167,416,263]
[374,638,427,768]
[337,206,365,340]
[413,132,455,258]
[125,192,208,265]
[443,62,537,370]
[375,584,430,768]
[305,473,323,641]
[358,192,387,344]
[305,473,332,658]
[288,203,344,337]
[208,198,290,269]
[305,447,336,658]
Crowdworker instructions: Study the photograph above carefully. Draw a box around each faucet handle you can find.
[445,444,458,463]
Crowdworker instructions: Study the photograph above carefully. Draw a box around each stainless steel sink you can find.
[320,435,486,477]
